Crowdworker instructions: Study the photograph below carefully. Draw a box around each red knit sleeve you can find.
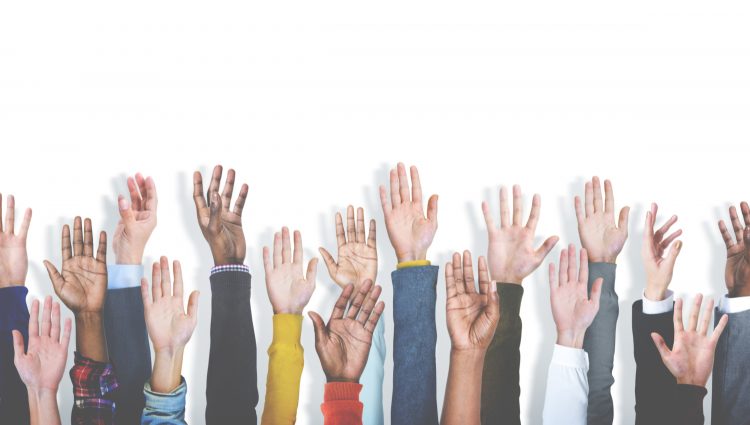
[321,382,363,425]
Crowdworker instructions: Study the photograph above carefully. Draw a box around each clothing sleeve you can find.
[103,264,151,425]
[206,266,257,424]
[321,382,363,425]
[261,314,304,425]
[0,286,30,425]
[70,352,119,425]
[673,384,707,425]
[542,344,589,425]
[712,305,750,425]
[390,264,439,425]
[582,262,618,425]
[360,318,385,425]
[480,283,523,425]
[632,299,676,425]
[141,377,188,425]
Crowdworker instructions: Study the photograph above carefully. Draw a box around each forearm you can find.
[481,283,523,424]
[27,388,61,425]
[261,314,304,425]
[360,319,385,425]
[582,262,618,424]
[542,344,589,425]
[441,350,484,425]
[151,349,184,394]
[75,312,108,363]
[0,286,30,423]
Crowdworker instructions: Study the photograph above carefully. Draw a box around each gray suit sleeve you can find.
[582,262,618,425]
[390,265,439,425]
[712,306,750,425]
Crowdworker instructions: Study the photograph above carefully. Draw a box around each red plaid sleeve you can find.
[70,352,119,425]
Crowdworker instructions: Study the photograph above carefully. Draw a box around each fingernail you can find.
[675,241,682,251]
[118,197,128,211]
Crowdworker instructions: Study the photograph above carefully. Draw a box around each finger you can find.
[463,250,476,294]
[5,195,14,234]
[410,165,423,205]
[233,184,249,217]
[12,330,25,358]
[29,299,39,339]
[389,169,401,206]
[308,311,327,342]
[687,294,703,332]
[445,262,457,299]
[144,176,158,212]
[711,314,729,345]
[0,194,3,232]
[331,284,354,321]
[549,263,558,290]
[618,206,630,233]
[346,206,356,244]
[319,247,337,277]
[512,185,523,226]
[207,192,222,233]
[567,244,577,283]
[83,218,93,257]
[730,206,744,243]
[654,215,678,244]
[221,168,236,211]
[306,258,318,285]
[207,165,223,199]
[62,224,72,260]
[151,261,162,301]
[592,176,603,213]
[452,252,465,294]
[662,240,683,271]
[41,296,52,338]
[499,186,510,228]
[651,332,672,362]
[160,256,171,298]
[574,196,584,226]
[281,227,291,264]
[335,212,346,247]
[535,236,559,262]
[140,278,152,309]
[50,300,61,342]
[364,301,385,333]
[478,256,490,295]
[127,176,143,211]
[17,208,32,239]
[526,193,541,230]
[193,171,207,211]
[60,318,72,349]
[356,207,366,244]
[96,231,107,264]
[426,195,438,223]
[484,282,501,324]
[660,230,683,250]
[357,282,381,325]
[604,179,615,214]
[44,261,65,296]
[673,297,684,332]
[584,181,594,216]
[273,232,282,268]
[578,248,589,284]
[293,230,303,264]
[118,196,135,224]
[558,249,567,286]
[719,220,736,249]
[367,219,377,248]
[379,186,392,215]
[73,217,83,256]
[698,297,714,336]
[187,290,200,319]
[135,173,148,209]
[347,280,372,320]
[481,201,496,233]
[741,202,750,228]
[397,163,411,204]
[173,260,183,298]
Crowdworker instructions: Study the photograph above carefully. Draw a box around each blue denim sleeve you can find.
[390,265,439,425]
[0,286,30,424]
[142,377,188,425]
[360,318,385,425]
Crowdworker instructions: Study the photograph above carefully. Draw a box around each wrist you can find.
[151,347,185,393]
[212,256,244,267]
[115,251,144,265]
[450,347,487,362]
[491,272,523,285]
[326,376,359,384]
[273,306,303,315]
[644,285,669,301]
[75,311,103,324]
[395,248,427,263]
[556,328,586,349]
[676,374,708,387]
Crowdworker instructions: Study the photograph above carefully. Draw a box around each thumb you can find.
[187,290,200,319]
[590,277,604,311]
[484,284,501,326]
[651,332,671,362]
[427,194,438,223]
[118,195,135,223]
[308,311,326,343]
[663,240,683,270]
[11,330,25,359]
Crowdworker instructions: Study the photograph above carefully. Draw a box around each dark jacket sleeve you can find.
[672,384,707,425]
[206,271,258,424]
[632,300,676,425]
[712,307,750,425]
[104,286,151,425]
[582,262,618,425]
[390,265,439,425]
[480,283,523,425]
[0,286,30,425]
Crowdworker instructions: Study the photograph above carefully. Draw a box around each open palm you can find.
[718,202,750,297]
[445,251,499,351]
[320,206,377,291]
[0,194,32,286]
[574,177,630,264]
[113,173,157,264]
[264,227,317,314]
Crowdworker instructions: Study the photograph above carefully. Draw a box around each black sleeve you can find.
[672,384,707,425]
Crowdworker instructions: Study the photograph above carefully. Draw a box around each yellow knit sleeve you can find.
[261,314,304,425]
[396,260,431,269]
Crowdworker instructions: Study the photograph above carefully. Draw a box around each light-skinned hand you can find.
[574,177,630,264]
[113,173,157,265]
[642,203,683,301]
[0,193,32,287]
[263,227,317,315]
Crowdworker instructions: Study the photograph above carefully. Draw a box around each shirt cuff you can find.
[272,314,303,345]
[719,294,750,313]
[551,344,589,370]
[396,260,431,269]
[642,289,674,314]
[107,264,144,290]
[70,352,119,401]
[324,382,363,401]
[210,264,250,276]
[144,376,187,412]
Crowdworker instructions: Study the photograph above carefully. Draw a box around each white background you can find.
[2,0,749,423]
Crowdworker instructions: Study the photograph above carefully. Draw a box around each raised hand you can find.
[308,281,385,383]
[319,206,377,291]
[0,193,32,286]
[141,257,199,393]
[718,202,750,297]
[193,165,249,266]
[263,227,318,314]
[574,177,630,264]
[445,251,500,351]
[113,173,157,265]
[44,217,108,315]
[651,295,728,386]
[642,203,683,300]
[482,185,558,284]
[549,245,603,348]
[379,163,438,263]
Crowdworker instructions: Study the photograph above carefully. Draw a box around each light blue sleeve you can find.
[360,318,386,425]
[141,377,188,425]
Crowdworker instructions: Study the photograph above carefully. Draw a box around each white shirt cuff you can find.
[107,265,144,290]
[719,294,750,313]
[551,344,589,370]
[642,289,674,315]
